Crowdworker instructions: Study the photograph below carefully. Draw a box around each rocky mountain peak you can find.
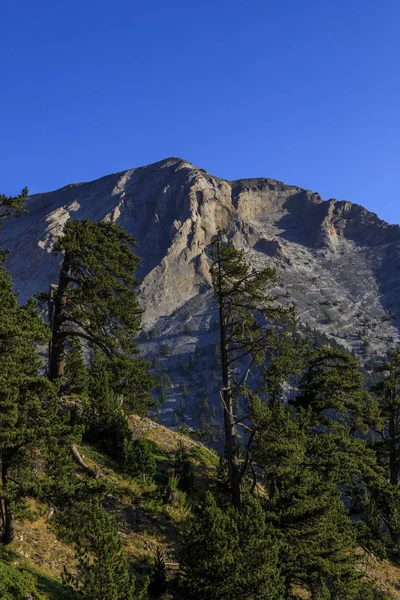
[2,158,400,367]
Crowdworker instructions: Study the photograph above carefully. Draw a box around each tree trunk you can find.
[1,459,14,545]
[218,249,241,508]
[389,402,400,486]
[49,256,70,381]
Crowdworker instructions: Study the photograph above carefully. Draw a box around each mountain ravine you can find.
[2,157,400,427]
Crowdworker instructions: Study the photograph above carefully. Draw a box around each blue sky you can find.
[1,0,400,223]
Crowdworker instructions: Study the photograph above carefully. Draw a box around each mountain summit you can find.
[2,157,400,362]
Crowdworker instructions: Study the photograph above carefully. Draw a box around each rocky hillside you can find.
[2,157,400,427]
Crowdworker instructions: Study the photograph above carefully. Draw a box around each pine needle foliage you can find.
[206,230,295,506]
[180,491,284,600]
[0,188,28,226]
[372,348,400,485]
[251,402,374,599]
[48,220,153,414]
[64,336,88,396]
[0,262,64,544]
[63,501,147,600]
[293,347,380,432]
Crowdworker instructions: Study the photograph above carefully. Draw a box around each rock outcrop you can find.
[2,156,400,366]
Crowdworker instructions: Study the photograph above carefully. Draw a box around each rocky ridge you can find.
[2,157,400,426]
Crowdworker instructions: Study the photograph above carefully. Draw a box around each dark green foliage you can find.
[195,394,211,430]
[0,188,28,227]
[63,501,147,600]
[174,440,194,492]
[206,230,295,505]
[372,349,400,485]
[0,560,40,599]
[293,347,380,432]
[129,439,157,481]
[174,400,186,426]
[0,263,67,543]
[49,220,153,415]
[251,402,374,599]
[148,547,167,598]
[353,492,391,558]
[159,343,170,356]
[64,336,88,396]
[180,492,284,600]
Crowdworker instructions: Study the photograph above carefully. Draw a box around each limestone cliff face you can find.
[2,157,400,362]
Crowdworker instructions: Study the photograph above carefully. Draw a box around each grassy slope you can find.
[3,416,217,599]
[2,416,400,599]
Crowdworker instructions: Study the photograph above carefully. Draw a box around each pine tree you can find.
[372,348,400,485]
[0,560,40,599]
[0,264,62,544]
[174,440,194,492]
[47,220,153,415]
[293,346,380,432]
[206,230,294,506]
[180,491,284,600]
[64,336,88,396]
[63,501,147,600]
[129,439,157,482]
[251,402,374,599]
[0,188,27,227]
[149,547,167,598]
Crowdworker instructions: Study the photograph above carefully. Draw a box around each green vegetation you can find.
[2,200,400,598]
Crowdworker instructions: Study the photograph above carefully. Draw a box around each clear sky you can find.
[1,0,400,223]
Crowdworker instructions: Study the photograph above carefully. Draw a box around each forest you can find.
[1,189,400,600]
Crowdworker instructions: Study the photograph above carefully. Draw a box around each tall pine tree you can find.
[206,230,294,506]
[0,264,61,544]
[47,220,153,415]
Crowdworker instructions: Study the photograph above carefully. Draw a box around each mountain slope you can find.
[2,157,400,362]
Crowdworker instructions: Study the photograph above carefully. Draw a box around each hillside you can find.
[0,416,398,599]
[1,416,218,599]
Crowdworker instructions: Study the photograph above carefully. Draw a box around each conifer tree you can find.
[129,439,157,482]
[206,230,294,506]
[174,440,194,492]
[180,491,284,600]
[48,220,152,415]
[63,501,147,600]
[251,402,374,599]
[0,188,27,226]
[0,264,61,544]
[293,346,380,432]
[372,348,400,485]
[64,336,88,396]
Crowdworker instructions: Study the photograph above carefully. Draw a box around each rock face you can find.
[3,157,400,354]
[2,157,400,425]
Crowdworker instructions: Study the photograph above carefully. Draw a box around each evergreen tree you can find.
[129,439,157,482]
[174,440,194,492]
[0,560,41,599]
[0,265,62,544]
[63,501,147,600]
[148,547,167,598]
[372,348,400,485]
[47,220,153,416]
[64,336,88,396]
[206,230,294,506]
[251,402,374,599]
[0,188,27,227]
[180,492,284,600]
[293,346,380,432]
